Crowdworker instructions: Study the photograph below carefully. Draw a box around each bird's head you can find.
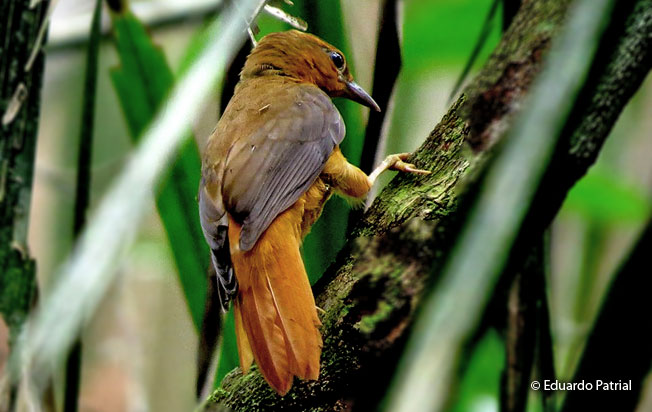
[241,30,380,111]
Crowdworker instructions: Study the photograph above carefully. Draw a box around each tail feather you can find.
[233,298,253,373]
[228,208,322,395]
[242,270,293,392]
[265,252,321,379]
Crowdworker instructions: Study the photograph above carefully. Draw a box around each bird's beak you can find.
[345,81,381,112]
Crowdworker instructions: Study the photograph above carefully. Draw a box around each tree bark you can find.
[203,0,651,410]
[0,0,49,344]
[0,1,49,408]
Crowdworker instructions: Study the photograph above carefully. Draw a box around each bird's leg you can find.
[367,152,430,186]
[323,149,430,200]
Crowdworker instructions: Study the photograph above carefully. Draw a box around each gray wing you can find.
[222,85,344,251]
[198,173,236,311]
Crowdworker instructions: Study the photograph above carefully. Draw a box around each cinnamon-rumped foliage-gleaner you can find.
[199,30,428,395]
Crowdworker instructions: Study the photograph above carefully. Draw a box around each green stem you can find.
[63,0,103,410]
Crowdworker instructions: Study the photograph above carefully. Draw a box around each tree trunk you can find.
[0,0,49,408]
[0,1,49,344]
[203,0,651,410]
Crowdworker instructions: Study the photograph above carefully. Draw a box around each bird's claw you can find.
[385,153,431,175]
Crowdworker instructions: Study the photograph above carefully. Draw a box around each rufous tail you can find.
[228,209,322,395]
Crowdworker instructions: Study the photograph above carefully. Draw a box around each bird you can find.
[198,29,429,395]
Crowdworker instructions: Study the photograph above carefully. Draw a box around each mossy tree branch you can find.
[204,0,651,410]
[0,1,49,343]
[0,1,49,407]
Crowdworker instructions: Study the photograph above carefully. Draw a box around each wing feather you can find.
[198,176,237,311]
[222,84,345,251]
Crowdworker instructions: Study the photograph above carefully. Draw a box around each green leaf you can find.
[109,11,208,331]
[214,309,239,388]
[562,169,651,223]
[448,0,501,101]
[403,0,503,72]
[450,331,504,412]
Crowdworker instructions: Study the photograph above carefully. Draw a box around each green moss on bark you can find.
[0,0,48,346]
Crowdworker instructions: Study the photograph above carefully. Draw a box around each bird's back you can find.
[203,76,344,250]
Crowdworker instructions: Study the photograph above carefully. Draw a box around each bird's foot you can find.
[368,152,430,185]
[385,153,431,175]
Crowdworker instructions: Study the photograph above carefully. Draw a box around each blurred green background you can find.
[8,0,650,410]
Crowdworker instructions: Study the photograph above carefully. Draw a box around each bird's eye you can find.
[329,51,345,70]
